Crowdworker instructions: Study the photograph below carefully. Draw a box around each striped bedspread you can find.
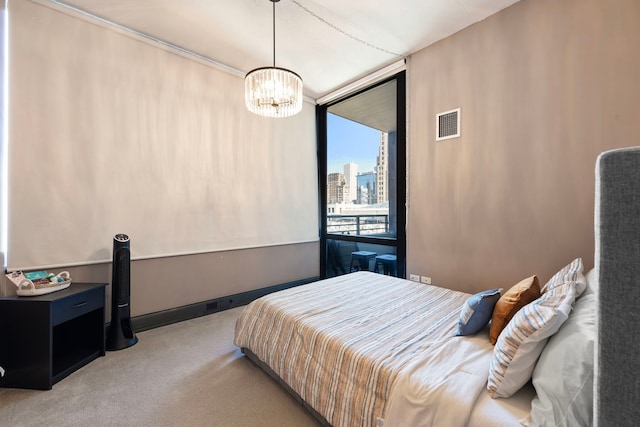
[234,271,470,427]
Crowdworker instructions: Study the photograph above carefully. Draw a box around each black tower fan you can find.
[106,233,138,350]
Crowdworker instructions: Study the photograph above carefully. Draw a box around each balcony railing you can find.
[327,214,389,236]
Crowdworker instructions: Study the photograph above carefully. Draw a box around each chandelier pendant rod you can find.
[272,0,276,67]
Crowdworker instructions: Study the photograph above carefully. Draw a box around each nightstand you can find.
[0,282,107,390]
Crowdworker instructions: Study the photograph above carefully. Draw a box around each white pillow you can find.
[583,267,597,296]
[530,292,595,426]
[487,258,584,398]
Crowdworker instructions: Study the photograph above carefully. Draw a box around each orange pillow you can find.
[489,275,541,344]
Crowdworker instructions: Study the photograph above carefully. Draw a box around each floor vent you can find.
[436,108,460,141]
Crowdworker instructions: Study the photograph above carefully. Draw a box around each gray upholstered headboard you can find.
[595,146,640,426]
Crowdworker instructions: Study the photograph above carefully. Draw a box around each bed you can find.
[234,146,640,427]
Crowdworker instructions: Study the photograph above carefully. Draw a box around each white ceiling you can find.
[45,0,520,101]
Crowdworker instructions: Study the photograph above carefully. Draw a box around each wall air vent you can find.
[436,108,461,141]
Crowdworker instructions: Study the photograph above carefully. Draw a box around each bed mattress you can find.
[234,271,532,426]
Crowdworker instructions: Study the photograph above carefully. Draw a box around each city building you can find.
[376,132,389,203]
[327,172,348,204]
[356,171,376,205]
[343,163,358,204]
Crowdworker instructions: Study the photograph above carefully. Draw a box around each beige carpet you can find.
[0,307,320,427]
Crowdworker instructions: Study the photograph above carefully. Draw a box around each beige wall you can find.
[406,0,640,293]
[1,242,319,317]
[69,242,319,317]
[0,1,319,312]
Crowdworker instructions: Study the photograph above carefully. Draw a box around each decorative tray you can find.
[5,270,72,297]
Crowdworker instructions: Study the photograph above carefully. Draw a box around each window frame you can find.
[317,71,406,279]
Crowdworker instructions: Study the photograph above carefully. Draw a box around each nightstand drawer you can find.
[51,287,104,326]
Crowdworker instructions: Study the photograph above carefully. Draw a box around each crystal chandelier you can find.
[245,0,303,118]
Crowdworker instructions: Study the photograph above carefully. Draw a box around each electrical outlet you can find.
[409,274,420,282]
[421,276,432,285]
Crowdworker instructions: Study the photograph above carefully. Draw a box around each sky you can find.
[327,113,380,174]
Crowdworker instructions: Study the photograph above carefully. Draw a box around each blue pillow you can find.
[456,288,502,336]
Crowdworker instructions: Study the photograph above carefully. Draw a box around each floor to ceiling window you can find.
[318,72,406,279]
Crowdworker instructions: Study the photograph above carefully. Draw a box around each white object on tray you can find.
[5,271,72,296]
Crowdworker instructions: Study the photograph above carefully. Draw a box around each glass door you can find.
[318,72,406,278]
